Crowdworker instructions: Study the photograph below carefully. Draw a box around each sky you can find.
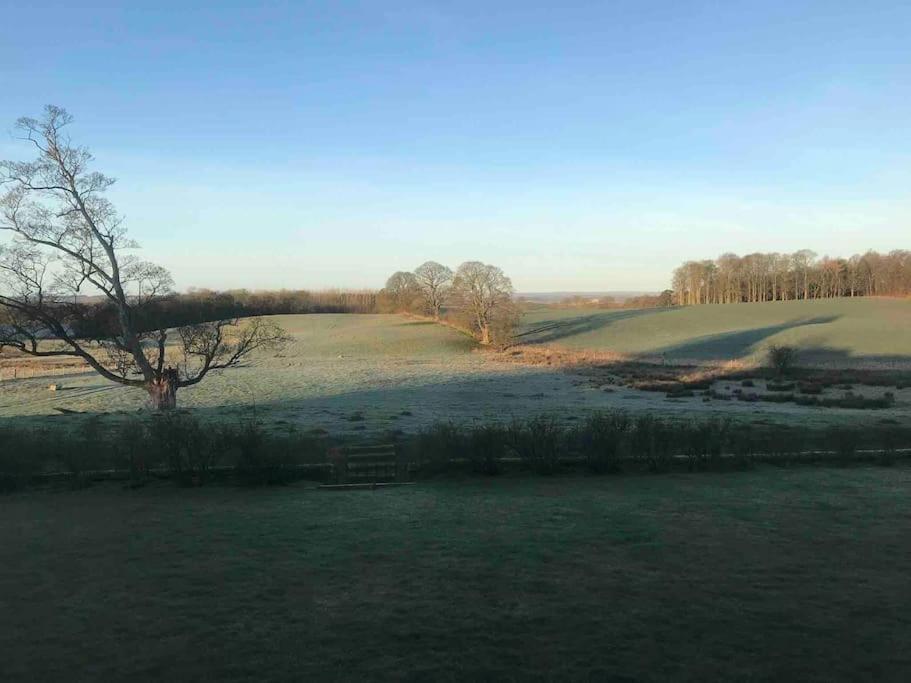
[0,1,909,292]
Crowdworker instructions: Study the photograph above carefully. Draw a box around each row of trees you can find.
[381,261,518,345]
[553,291,675,309]
[672,250,911,305]
[72,287,377,337]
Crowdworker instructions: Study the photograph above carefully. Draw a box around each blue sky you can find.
[1,1,909,292]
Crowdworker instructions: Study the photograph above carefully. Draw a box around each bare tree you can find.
[0,106,288,409]
[450,261,517,345]
[383,271,420,312]
[413,261,453,320]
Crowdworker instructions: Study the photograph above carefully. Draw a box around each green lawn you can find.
[519,298,911,365]
[3,468,911,680]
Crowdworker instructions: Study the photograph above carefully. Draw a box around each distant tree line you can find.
[672,250,911,305]
[72,288,378,338]
[380,261,518,345]
[553,291,675,309]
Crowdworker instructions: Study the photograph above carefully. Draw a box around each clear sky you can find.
[1,1,909,292]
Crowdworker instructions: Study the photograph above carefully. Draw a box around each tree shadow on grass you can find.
[515,308,671,345]
[651,316,840,362]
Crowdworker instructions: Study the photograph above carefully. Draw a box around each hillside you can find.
[2,308,909,432]
[518,298,911,368]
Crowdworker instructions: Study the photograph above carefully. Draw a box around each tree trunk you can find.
[479,324,491,345]
[147,369,179,410]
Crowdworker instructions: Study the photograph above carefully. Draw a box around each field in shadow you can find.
[518,299,911,365]
[515,308,669,345]
[5,355,908,444]
[652,316,838,362]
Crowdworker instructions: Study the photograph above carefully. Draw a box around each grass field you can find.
[1,304,910,435]
[519,297,911,367]
[3,466,911,681]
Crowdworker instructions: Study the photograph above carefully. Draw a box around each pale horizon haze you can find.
[1,1,909,292]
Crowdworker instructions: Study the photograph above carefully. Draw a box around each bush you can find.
[767,344,798,376]
[231,421,326,485]
[416,422,466,475]
[683,418,729,470]
[508,416,563,475]
[630,414,675,472]
[467,425,505,475]
[0,425,44,491]
[760,426,806,464]
[827,426,861,463]
[729,426,756,469]
[577,412,630,474]
[147,412,223,485]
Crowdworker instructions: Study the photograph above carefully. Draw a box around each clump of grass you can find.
[759,392,794,403]
[798,382,823,395]
[767,381,795,392]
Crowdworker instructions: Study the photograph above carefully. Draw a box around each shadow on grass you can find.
[651,316,840,361]
[515,308,670,345]
[4,328,911,443]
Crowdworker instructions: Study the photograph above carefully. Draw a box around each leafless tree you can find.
[672,248,911,305]
[0,106,288,409]
[383,271,420,312]
[413,261,453,320]
[450,261,518,345]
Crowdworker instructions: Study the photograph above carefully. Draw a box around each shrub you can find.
[630,414,675,473]
[729,426,755,469]
[508,416,563,475]
[827,426,861,463]
[416,422,466,475]
[767,344,798,376]
[0,425,43,491]
[233,420,297,485]
[878,428,901,466]
[760,426,806,464]
[578,412,630,474]
[683,418,730,470]
[467,424,505,475]
[146,412,224,485]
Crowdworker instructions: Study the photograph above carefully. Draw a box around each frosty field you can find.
[519,297,911,367]
[1,305,910,437]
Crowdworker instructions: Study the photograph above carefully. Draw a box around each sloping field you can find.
[518,298,911,367]
[1,310,909,433]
